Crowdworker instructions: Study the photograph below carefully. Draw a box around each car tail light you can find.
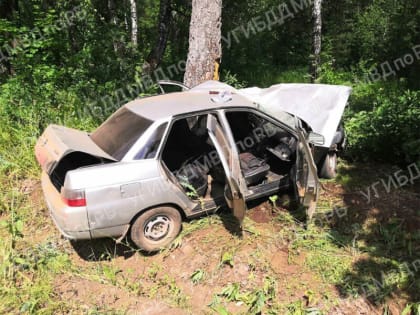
[61,188,86,207]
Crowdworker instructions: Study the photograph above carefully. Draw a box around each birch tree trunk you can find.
[108,0,120,53]
[311,0,322,82]
[129,0,138,46]
[183,0,222,87]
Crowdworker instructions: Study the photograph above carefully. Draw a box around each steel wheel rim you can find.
[144,215,171,241]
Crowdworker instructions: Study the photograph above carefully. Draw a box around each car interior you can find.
[161,111,298,206]
[225,111,297,189]
[161,114,224,202]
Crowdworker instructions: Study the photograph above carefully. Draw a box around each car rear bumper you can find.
[41,172,91,240]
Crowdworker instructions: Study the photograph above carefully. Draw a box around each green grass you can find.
[0,231,73,313]
[1,164,419,313]
[210,276,278,315]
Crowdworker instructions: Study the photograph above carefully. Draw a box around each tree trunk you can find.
[183,0,222,87]
[129,0,138,46]
[108,0,117,25]
[108,0,122,54]
[67,0,79,52]
[0,0,17,19]
[311,0,322,83]
[144,0,172,73]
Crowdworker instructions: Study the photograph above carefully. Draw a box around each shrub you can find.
[345,90,420,164]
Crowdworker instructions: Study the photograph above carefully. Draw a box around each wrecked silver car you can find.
[35,81,351,251]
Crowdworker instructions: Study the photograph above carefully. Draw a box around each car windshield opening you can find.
[91,107,153,160]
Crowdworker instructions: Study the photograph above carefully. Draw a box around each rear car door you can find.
[206,114,247,226]
[295,128,320,219]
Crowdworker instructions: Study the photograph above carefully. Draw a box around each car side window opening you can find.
[225,111,297,188]
[161,114,226,201]
[134,122,168,160]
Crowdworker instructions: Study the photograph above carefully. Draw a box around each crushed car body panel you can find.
[189,81,352,148]
[239,84,352,148]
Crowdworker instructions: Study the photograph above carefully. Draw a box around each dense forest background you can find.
[0,0,419,176]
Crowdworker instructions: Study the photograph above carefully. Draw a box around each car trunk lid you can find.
[35,124,117,176]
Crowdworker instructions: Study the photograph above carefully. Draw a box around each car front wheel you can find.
[130,207,182,252]
[319,152,338,179]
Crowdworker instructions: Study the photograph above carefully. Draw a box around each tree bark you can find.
[108,0,118,28]
[108,0,122,54]
[311,0,322,83]
[144,0,173,73]
[183,0,222,87]
[129,0,138,46]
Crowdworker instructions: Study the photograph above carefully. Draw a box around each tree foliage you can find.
[0,0,419,165]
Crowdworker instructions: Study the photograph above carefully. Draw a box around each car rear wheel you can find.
[319,152,337,179]
[130,207,182,252]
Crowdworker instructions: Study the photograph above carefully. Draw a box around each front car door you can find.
[206,114,247,226]
[295,128,320,219]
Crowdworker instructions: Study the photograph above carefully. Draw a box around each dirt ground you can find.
[19,162,420,314]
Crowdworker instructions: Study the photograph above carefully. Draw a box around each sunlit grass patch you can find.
[0,237,73,313]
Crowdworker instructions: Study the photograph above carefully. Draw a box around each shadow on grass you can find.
[217,189,305,237]
[321,161,420,306]
[216,207,243,238]
[70,238,142,261]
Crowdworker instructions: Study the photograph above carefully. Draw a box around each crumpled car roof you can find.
[191,81,352,147]
[126,84,255,121]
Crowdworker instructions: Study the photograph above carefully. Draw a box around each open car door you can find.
[157,80,190,94]
[295,129,320,219]
[206,114,247,226]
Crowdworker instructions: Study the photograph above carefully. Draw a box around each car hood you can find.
[238,84,352,147]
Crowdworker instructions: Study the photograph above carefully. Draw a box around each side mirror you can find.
[308,132,325,146]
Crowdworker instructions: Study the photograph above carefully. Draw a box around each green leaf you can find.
[220,283,240,301]
[269,195,278,204]
[221,252,234,267]
[191,269,205,284]
[401,304,412,315]
[14,257,27,265]
[15,220,24,234]
[248,290,266,314]
[211,304,231,315]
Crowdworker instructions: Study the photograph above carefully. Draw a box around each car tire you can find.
[320,152,337,179]
[130,207,182,252]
